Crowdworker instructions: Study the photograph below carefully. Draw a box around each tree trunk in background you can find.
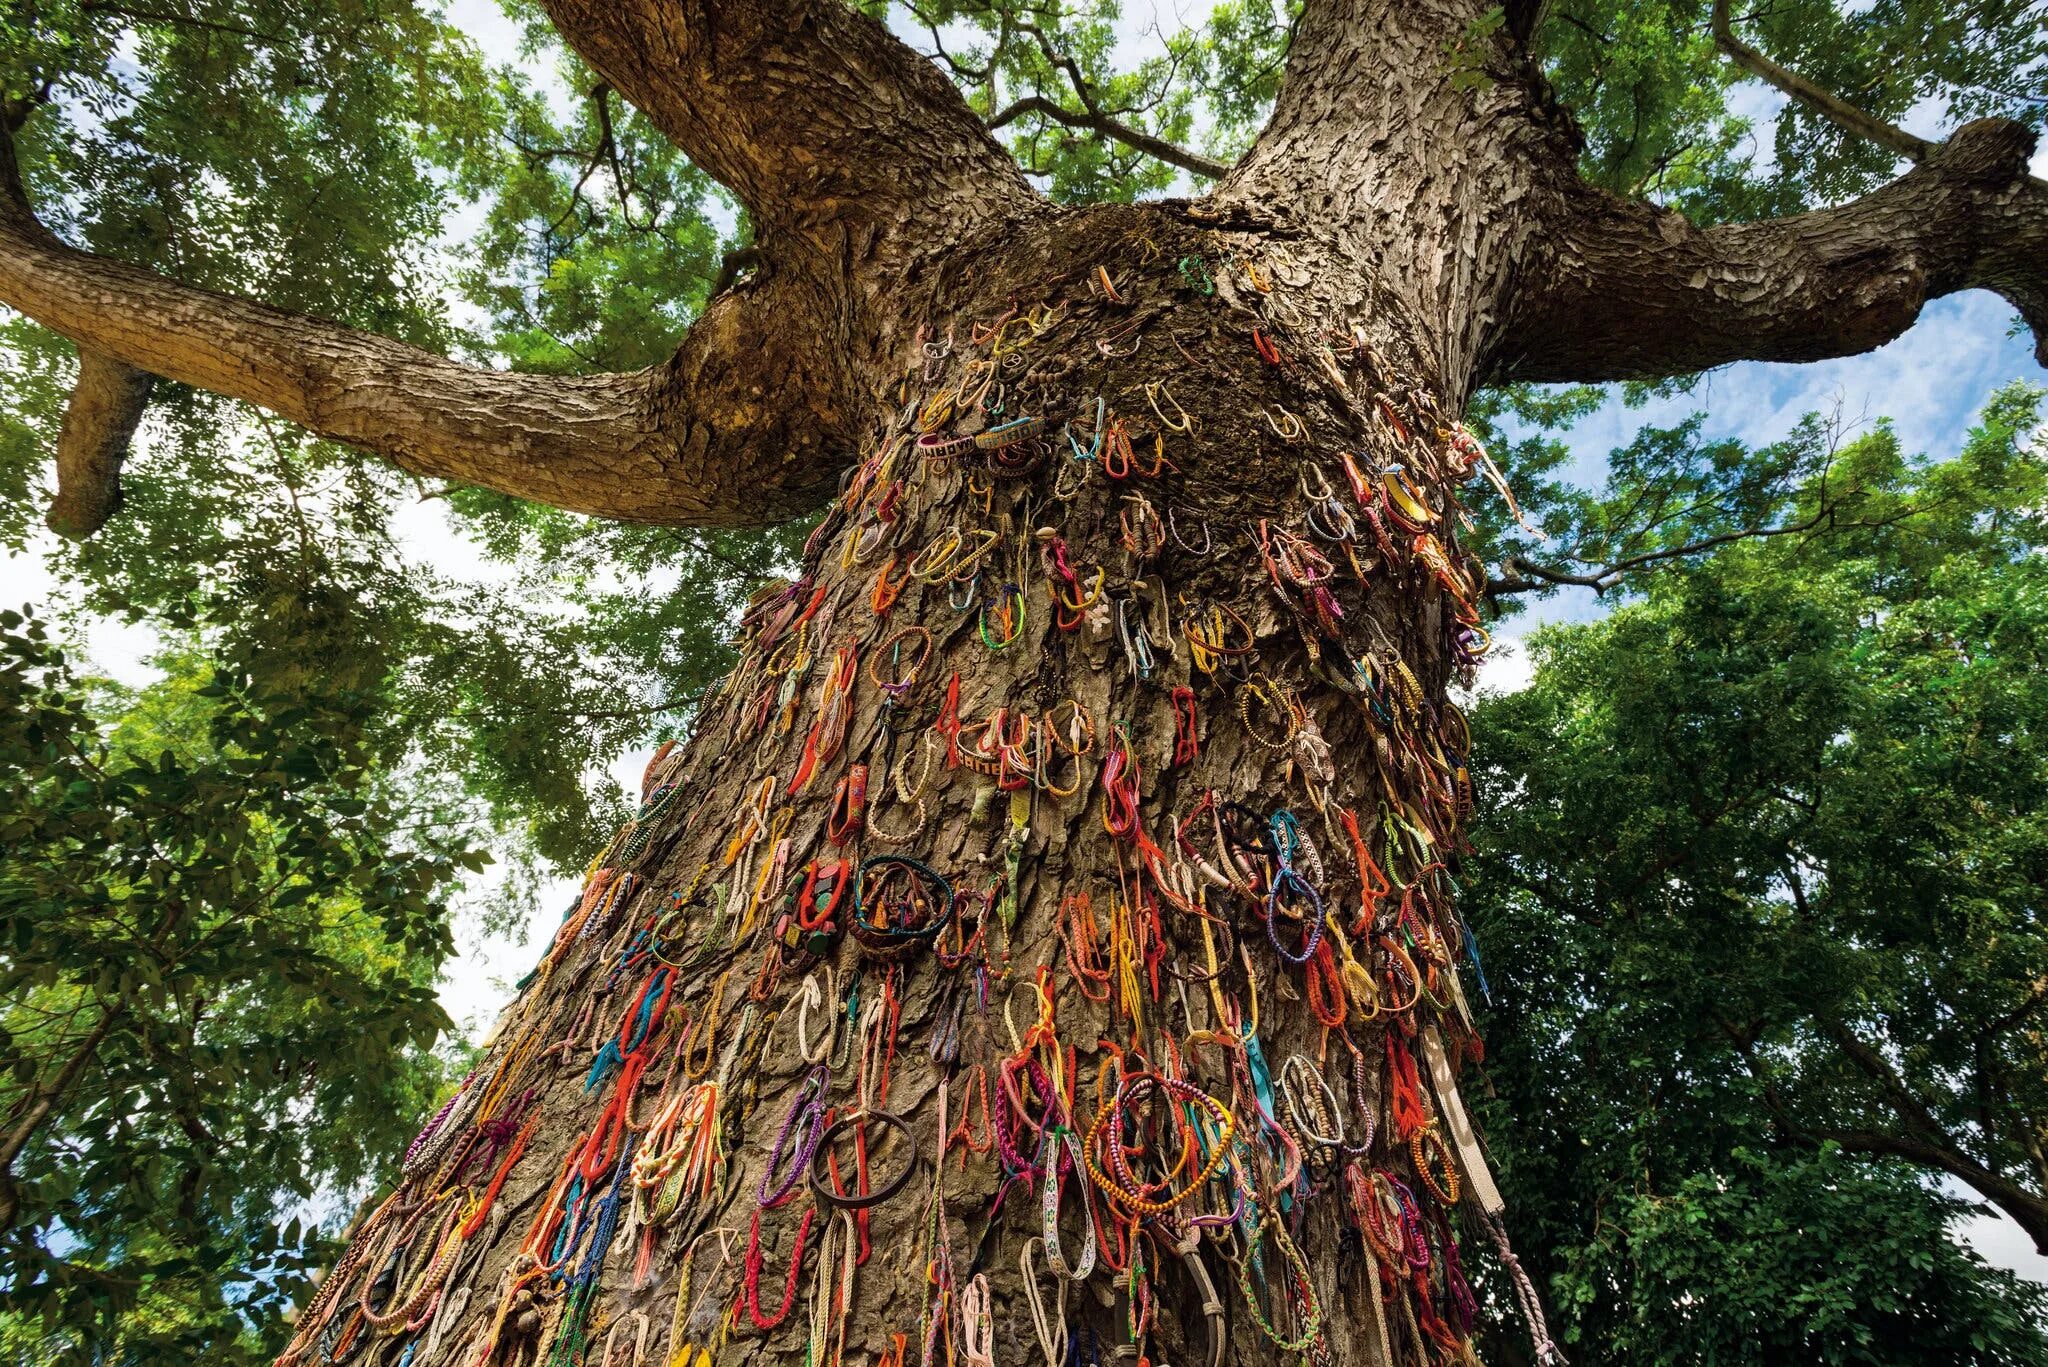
[275,203,1543,1367]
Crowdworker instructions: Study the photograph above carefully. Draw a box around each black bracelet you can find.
[808,1110,920,1210]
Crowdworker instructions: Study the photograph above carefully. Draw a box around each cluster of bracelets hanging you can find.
[274,224,1562,1367]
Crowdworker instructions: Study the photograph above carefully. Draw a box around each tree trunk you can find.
[275,203,1542,1367]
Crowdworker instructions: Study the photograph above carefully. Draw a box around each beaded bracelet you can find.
[1084,1072,1235,1217]
[865,735,934,848]
[1411,1125,1461,1205]
[1264,868,1325,967]
[1120,494,1166,559]
[1236,675,1300,751]
[1279,1054,1346,1152]
[866,625,933,697]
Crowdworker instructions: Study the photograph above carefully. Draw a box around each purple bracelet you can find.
[758,1064,831,1208]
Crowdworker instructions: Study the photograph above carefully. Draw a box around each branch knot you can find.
[1929,119,2039,189]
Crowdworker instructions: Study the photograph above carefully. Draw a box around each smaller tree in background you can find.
[0,608,476,1362]
[1466,384,2048,1363]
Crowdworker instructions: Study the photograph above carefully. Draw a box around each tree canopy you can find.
[4,0,2043,872]
[1466,383,2048,1362]
[0,609,471,1360]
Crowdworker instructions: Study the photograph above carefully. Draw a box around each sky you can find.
[7,0,2045,1288]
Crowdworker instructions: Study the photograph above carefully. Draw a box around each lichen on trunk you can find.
[276,205,1555,1367]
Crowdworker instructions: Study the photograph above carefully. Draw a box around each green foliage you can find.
[1465,384,2048,1362]
[449,1,735,373]
[1,0,482,338]
[0,0,778,868]
[1534,1,2048,219]
[1548,1148,2047,1364]
[1464,395,1895,609]
[900,0,1209,199]
[1446,6,1509,94]
[0,609,471,1363]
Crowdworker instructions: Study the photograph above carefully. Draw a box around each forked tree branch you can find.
[534,0,1036,255]
[7,92,155,540]
[1498,119,2048,382]
[0,128,849,529]
[988,95,1228,179]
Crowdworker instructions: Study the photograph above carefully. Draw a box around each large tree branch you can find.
[1820,1128,2048,1255]
[9,0,1044,537]
[46,350,152,539]
[1497,119,2048,383]
[0,131,847,529]
[1726,1012,2048,1253]
[1818,1016,1956,1147]
[1214,0,1581,397]
[1221,0,1524,204]
[1817,1017,2048,1252]
[534,0,1035,257]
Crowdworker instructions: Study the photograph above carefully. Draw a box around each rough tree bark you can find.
[3,1,2046,1364]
